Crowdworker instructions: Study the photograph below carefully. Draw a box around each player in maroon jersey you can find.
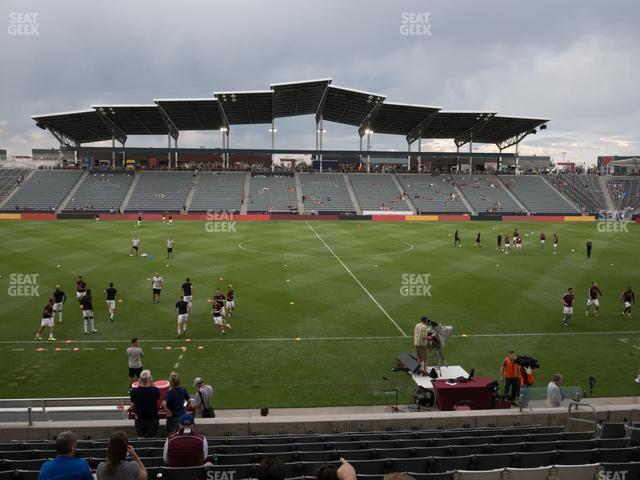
[504,234,511,255]
[552,233,559,254]
[34,298,56,341]
[586,281,603,317]
[562,288,575,327]
[540,232,546,249]
[621,287,635,319]
[515,234,523,254]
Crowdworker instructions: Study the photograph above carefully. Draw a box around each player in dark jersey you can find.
[226,285,235,318]
[540,232,546,249]
[211,297,226,335]
[181,278,193,307]
[80,289,97,334]
[562,287,575,327]
[621,287,636,319]
[504,234,510,255]
[104,282,118,322]
[586,239,593,259]
[586,281,603,317]
[454,230,461,247]
[474,232,481,248]
[496,233,502,252]
[214,288,225,306]
[52,285,66,323]
[552,233,559,254]
[137,215,142,227]
[513,228,519,240]
[35,298,56,341]
[175,295,191,338]
[76,275,87,301]
[514,235,522,254]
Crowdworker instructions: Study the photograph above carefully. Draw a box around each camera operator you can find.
[413,316,434,374]
[500,350,521,402]
[426,318,453,368]
[515,355,539,408]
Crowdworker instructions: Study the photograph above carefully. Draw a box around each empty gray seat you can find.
[64,172,133,212]
[248,174,297,212]
[3,170,82,211]
[397,174,468,213]
[349,173,409,212]
[300,173,354,212]
[502,175,577,214]
[125,171,192,212]
[452,174,522,214]
[189,172,245,213]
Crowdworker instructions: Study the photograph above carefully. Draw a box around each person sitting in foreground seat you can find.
[97,430,147,480]
[316,458,357,480]
[163,413,210,467]
[257,457,285,480]
[39,430,93,480]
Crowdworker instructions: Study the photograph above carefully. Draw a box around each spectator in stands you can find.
[191,377,214,418]
[257,457,285,480]
[546,373,564,407]
[97,431,147,480]
[39,430,93,480]
[130,369,160,437]
[162,372,191,434]
[500,350,521,402]
[163,413,209,467]
[315,458,357,480]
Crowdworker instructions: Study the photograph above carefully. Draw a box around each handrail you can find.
[567,401,597,434]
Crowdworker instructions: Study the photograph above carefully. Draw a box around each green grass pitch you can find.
[0,219,638,408]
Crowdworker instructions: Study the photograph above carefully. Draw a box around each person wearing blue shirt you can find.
[39,431,92,480]
[161,372,191,434]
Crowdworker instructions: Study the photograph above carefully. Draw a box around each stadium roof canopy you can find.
[214,90,273,125]
[31,78,549,149]
[470,115,550,149]
[318,85,385,126]
[271,78,332,118]
[154,98,226,131]
[32,109,123,145]
[361,102,440,137]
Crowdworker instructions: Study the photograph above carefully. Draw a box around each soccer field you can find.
[0,219,638,408]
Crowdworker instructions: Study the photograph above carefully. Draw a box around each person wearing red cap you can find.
[162,413,209,467]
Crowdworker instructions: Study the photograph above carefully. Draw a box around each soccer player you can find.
[621,287,635,319]
[214,288,226,310]
[515,235,522,254]
[586,239,593,259]
[504,234,511,255]
[136,215,142,227]
[513,228,519,240]
[80,289,97,334]
[562,287,575,327]
[211,297,226,335]
[226,285,235,318]
[52,285,66,323]
[151,273,163,304]
[496,233,502,252]
[586,281,603,317]
[454,230,461,247]
[175,295,191,338]
[168,215,174,225]
[540,232,546,249]
[474,232,481,248]
[181,278,193,307]
[162,213,167,224]
[166,238,175,259]
[127,338,144,382]
[76,275,87,300]
[105,282,118,322]
[130,237,141,256]
[553,233,559,254]
[35,298,56,341]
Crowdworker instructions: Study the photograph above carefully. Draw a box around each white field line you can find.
[4,331,640,347]
[305,221,407,337]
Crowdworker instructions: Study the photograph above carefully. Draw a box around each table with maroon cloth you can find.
[431,376,496,410]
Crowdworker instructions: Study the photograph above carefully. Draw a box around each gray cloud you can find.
[1,0,638,165]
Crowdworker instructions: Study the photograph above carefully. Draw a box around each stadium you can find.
[1,1,640,479]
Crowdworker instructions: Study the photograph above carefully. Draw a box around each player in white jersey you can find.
[151,273,163,304]
[130,237,141,256]
[166,239,175,259]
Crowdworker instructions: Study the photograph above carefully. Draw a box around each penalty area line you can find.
[305,221,408,337]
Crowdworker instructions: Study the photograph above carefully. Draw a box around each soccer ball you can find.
[571,249,575,252]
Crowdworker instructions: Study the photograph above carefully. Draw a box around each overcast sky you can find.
[1,0,638,165]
